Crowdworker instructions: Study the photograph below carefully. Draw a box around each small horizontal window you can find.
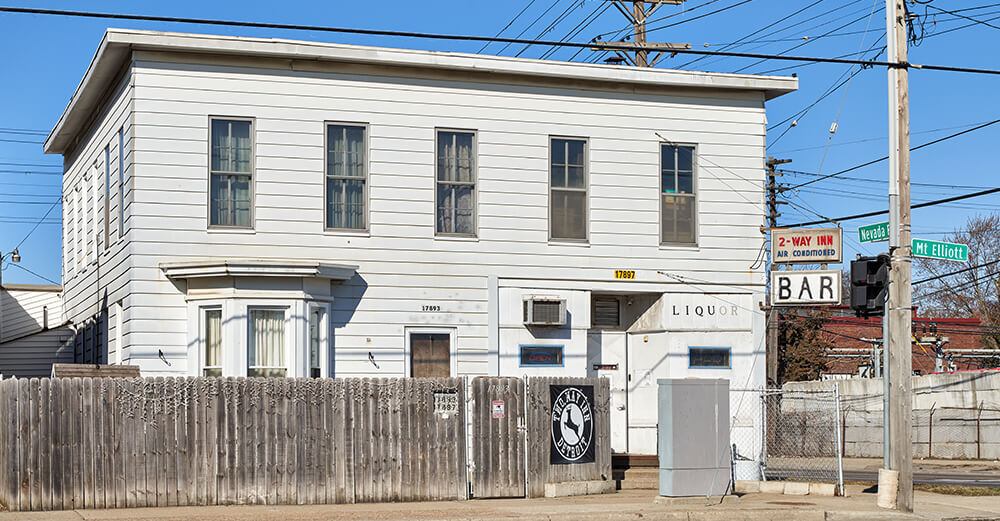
[689,347,730,368]
[519,345,564,367]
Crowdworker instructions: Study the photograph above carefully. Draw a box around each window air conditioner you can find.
[523,297,567,326]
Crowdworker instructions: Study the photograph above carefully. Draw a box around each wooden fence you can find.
[0,375,609,511]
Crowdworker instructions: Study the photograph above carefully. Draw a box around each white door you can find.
[626,332,671,455]
[587,330,628,453]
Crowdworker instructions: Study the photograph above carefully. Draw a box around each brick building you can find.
[787,306,991,378]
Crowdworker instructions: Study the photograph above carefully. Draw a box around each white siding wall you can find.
[116,51,767,376]
[0,288,64,343]
[60,66,135,364]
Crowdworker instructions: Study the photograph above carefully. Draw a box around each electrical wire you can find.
[478,0,539,53]
[6,262,60,285]
[3,6,1000,74]
[782,187,1000,228]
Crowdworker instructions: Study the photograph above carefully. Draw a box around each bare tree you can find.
[913,213,1000,350]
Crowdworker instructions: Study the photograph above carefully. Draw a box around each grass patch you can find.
[914,484,1000,496]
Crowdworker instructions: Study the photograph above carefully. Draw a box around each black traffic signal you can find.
[850,254,890,317]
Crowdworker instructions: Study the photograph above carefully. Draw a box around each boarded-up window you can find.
[593,297,620,328]
[550,138,587,240]
[411,333,451,378]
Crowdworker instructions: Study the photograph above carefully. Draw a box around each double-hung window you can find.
[550,138,587,241]
[436,130,476,235]
[661,144,697,244]
[248,308,286,377]
[203,308,222,377]
[209,118,253,228]
[326,124,367,230]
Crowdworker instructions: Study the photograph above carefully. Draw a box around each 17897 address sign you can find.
[550,385,595,464]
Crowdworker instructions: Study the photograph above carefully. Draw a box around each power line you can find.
[782,186,1000,228]
[3,6,1000,74]
[913,258,1000,286]
[780,169,993,190]
[9,196,62,252]
[925,3,1000,31]
[7,262,60,285]
[478,0,539,53]
[788,119,1000,190]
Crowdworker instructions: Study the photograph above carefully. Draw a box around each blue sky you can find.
[1,0,998,285]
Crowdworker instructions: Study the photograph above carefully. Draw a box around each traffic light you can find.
[850,254,890,317]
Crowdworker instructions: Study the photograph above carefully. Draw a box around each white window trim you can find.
[434,128,478,238]
[403,326,458,378]
[659,142,699,246]
[208,116,256,230]
[200,305,223,377]
[324,121,369,233]
[118,127,126,240]
[305,302,332,378]
[547,136,590,243]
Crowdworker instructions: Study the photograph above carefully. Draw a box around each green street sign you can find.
[859,222,889,243]
[912,238,968,262]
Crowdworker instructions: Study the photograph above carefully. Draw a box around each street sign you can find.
[771,270,842,305]
[912,239,968,262]
[772,227,843,264]
[858,222,889,243]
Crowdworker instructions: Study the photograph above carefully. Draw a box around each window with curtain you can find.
[326,124,366,230]
[248,309,286,377]
[203,309,222,377]
[436,130,476,235]
[550,138,587,240]
[661,144,697,244]
[309,307,323,378]
[209,118,253,228]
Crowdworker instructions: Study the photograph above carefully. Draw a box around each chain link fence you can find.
[729,388,844,491]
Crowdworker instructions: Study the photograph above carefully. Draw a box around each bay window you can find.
[248,308,286,377]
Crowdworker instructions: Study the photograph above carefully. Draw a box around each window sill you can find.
[659,243,700,251]
[548,240,590,248]
[324,229,370,237]
[435,235,479,242]
[207,228,256,235]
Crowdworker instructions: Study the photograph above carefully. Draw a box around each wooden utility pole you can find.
[765,157,790,386]
[884,0,913,511]
[592,1,690,67]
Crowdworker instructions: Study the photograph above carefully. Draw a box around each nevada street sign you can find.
[858,222,889,243]
[912,239,968,262]
[772,227,842,264]
[771,270,842,305]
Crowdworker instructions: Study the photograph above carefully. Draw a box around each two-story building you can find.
[44,29,796,456]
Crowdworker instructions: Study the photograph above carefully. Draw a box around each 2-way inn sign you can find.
[771,270,842,305]
[772,227,843,264]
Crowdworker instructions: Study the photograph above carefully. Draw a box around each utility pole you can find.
[592,1,691,67]
[765,157,790,386]
[883,0,913,511]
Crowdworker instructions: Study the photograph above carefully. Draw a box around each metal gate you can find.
[470,377,525,498]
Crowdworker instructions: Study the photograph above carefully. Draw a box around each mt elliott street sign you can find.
[912,239,968,262]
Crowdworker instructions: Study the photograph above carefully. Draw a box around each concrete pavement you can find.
[1,486,998,521]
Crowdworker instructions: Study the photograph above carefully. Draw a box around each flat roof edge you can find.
[46,28,798,154]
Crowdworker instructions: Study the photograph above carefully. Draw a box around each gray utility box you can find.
[657,378,730,497]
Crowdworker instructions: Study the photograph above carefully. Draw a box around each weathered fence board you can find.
[525,377,612,499]
[0,375,608,512]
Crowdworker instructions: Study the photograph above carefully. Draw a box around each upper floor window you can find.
[661,144,696,245]
[209,118,253,228]
[104,146,111,248]
[118,128,125,238]
[325,124,366,230]
[436,130,476,236]
[550,137,587,241]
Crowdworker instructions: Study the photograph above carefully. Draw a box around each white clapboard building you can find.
[45,29,796,456]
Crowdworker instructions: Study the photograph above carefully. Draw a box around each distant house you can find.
[44,29,796,455]
[0,284,74,378]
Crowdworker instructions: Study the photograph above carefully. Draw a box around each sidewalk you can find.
[2,486,998,521]
[844,457,1000,474]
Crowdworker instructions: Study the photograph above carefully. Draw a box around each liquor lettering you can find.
[672,305,738,317]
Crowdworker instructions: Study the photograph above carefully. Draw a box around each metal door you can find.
[587,331,628,453]
[470,376,525,498]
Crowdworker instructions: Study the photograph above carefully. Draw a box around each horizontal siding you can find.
[0,289,63,343]
[0,326,75,378]
[66,51,774,376]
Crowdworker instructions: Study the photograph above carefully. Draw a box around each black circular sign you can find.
[550,386,594,463]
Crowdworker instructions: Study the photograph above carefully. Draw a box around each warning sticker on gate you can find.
[492,400,505,419]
